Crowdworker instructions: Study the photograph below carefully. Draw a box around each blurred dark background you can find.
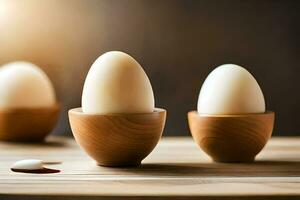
[0,0,299,136]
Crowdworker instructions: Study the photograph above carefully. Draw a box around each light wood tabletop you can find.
[0,136,299,200]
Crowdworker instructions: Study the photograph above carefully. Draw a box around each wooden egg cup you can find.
[0,104,60,142]
[188,111,275,163]
[68,108,166,167]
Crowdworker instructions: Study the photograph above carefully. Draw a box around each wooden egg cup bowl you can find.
[0,104,60,142]
[188,111,275,163]
[69,108,166,167]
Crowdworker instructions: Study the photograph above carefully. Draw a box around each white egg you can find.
[0,61,56,108]
[11,159,43,170]
[82,51,154,114]
[197,64,265,115]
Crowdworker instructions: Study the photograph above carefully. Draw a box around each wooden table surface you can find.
[0,136,299,200]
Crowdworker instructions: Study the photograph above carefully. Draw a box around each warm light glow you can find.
[0,0,12,24]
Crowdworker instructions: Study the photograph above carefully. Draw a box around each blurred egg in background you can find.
[0,61,56,108]
[0,0,299,136]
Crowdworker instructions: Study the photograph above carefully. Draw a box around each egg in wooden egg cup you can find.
[69,51,166,167]
[0,61,60,142]
[69,107,166,167]
[188,64,275,163]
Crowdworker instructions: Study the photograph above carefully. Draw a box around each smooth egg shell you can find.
[0,61,56,108]
[197,64,265,115]
[82,51,154,114]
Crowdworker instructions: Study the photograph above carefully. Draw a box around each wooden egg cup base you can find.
[69,108,166,167]
[188,111,275,163]
[0,104,60,142]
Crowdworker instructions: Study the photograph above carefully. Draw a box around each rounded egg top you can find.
[197,64,265,115]
[82,51,154,114]
[0,61,56,108]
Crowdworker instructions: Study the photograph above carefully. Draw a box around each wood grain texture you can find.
[0,136,299,199]
[188,111,275,162]
[0,104,60,142]
[0,136,299,200]
[68,108,166,166]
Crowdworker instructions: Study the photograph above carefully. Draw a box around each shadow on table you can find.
[1,136,69,148]
[119,160,300,177]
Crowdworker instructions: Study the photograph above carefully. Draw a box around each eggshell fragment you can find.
[11,159,43,170]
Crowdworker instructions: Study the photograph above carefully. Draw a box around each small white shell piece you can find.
[11,159,43,170]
